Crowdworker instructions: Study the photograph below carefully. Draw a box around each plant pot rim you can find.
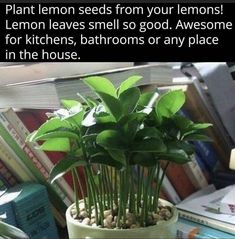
[66,198,178,232]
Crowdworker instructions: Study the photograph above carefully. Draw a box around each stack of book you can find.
[176,184,235,238]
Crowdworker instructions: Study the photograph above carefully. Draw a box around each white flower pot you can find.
[66,199,178,239]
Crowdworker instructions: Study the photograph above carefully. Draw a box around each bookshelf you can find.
[0,62,234,239]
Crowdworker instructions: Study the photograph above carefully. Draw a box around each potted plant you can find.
[28,75,211,239]
[0,219,29,239]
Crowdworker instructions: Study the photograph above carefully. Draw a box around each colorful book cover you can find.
[8,183,59,239]
[178,217,234,239]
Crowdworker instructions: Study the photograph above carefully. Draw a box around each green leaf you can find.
[66,111,85,126]
[117,75,142,96]
[84,76,117,98]
[189,123,213,130]
[135,127,162,141]
[119,87,140,114]
[108,149,126,166]
[85,96,99,107]
[159,149,190,164]
[27,118,72,142]
[138,91,156,107]
[96,114,116,124]
[173,115,193,131]
[119,112,146,125]
[96,130,128,150]
[95,105,116,123]
[97,92,123,121]
[131,138,166,152]
[39,138,71,152]
[33,131,79,141]
[183,134,213,142]
[167,141,195,155]
[155,90,185,120]
[61,99,81,109]
[90,153,123,169]
[50,158,86,183]
[123,119,139,141]
[131,152,157,167]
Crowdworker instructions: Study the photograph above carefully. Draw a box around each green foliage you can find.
[28,75,212,229]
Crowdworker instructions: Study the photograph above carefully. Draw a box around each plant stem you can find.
[136,165,142,215]
[74,168,87,209]
[129,166,135,214]
[105,166,114,212]
[153,162,160,212]
[148,166,156,211]
[84,168,92,217]
[87,166,104,227]
[72,169,80,216]
[155,161,169,212]
[114,169,118,207]
[117,170,123,228]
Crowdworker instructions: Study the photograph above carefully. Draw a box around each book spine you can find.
[0,112,72,208]
[0,160,18,187]
[179,218,234,239]
[193,141,221,174]
[184,83,228,167]
[162,161,196,200]
[4,108,74,204]
[158,167,181,204]
[0,117,67,226]
[178,209,235,235]
[0,136,35,182]
[176,221,200,239]
[0,175,8,195]
[183,154,208,190]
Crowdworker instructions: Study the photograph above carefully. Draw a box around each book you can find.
[0,190,18,226]
[157,166,181,204]
[183,154,208,190]
[0,160,18,187]
[212,170,235,189]
[193,141,222,175]
[177,185,235,235]
[184,79,231,167]
[0,64,188,109]
[7,183,59,239]
[0,62,133,86]
[159,83,226,170]
[177,218,234,239]
[179,109,218,180]
[0,175,8,197]
[0,112,72,207]
[0,115,66,227]
[2,108,74,205]
[162,161,196,200]
[193,63,235,145]
[0,136,35,182]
